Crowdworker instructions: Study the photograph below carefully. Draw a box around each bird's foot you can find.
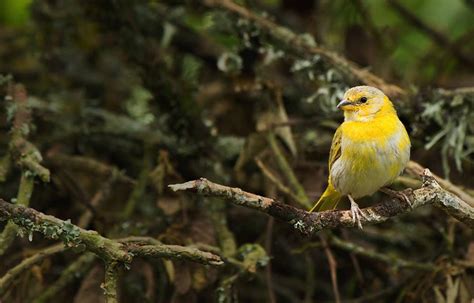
[348,195,367,229]
[381,187,413,208]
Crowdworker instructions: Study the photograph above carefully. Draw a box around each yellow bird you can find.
[309,86,411,228]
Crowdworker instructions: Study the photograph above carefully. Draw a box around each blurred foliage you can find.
[0,0,473,302]
[0,0,32,27]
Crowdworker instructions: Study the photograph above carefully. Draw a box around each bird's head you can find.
[337,86,395,122]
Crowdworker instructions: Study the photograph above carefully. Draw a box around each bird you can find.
[309,86,411,228]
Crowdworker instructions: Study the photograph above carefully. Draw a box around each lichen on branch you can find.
[0,199,223,266]
[170,169,474,234]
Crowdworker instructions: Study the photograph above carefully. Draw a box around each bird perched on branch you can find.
[309,86,411,228]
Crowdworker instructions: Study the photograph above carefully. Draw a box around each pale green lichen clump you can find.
[14,217,81,247]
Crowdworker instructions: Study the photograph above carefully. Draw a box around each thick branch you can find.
[0,199,223,266]
[169,170,474,235]
[406,161,474,208]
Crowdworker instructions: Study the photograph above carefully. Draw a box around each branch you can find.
[103,261,119,303]
[204,0,405,98]
[0,244,65,296]
[8,83,50,182]
[47,154,135,186]
[125,242,225,266]
[33,253,96,303]
[0,199,223,266]
[169,169,474,235]
[0,83,50,255]
[406,161,474,208]
[266,132,310,208]
[0,173,34,255]
[329,235,437,271]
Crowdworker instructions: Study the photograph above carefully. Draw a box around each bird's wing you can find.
[328,126,342,171]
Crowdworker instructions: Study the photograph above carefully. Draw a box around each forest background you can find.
[1,0,474,302]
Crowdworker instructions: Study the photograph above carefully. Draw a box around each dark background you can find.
[0,0,473,302]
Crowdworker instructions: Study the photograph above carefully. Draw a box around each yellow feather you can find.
[309,86,410,212]
[309,181,341,212]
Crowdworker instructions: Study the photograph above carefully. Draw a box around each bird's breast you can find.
[330,119,410,198]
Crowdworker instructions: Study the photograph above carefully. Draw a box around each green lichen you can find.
[14,217,81,247]
[236,243,269,272]
[293,219,306,232]
[292,219,315,234]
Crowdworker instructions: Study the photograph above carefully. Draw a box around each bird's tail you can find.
[309,182,342,212]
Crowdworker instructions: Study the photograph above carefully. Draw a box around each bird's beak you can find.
[337,99,351,109]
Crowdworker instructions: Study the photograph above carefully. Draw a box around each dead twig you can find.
[320,235,341,303]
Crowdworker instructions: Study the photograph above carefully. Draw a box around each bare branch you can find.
[407,161,474,208]
[169,170,474,235]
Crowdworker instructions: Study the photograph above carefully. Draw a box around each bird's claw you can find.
[349,199,367,229]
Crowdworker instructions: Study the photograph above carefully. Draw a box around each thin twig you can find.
[122,144,153,218]
[255,157,301,204]
[78,174,117,228]
[33,253,96,303]
[303,252,316,303]
[320,235,341,303]
[103,261,120,303]
[341,230,364,284]
[266,132,310,208]
[0,244,65,297]
[264,218,277,303]
[329,235,437,271]
[47,154,135,185]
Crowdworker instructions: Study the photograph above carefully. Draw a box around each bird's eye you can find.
[360,97,368,103]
